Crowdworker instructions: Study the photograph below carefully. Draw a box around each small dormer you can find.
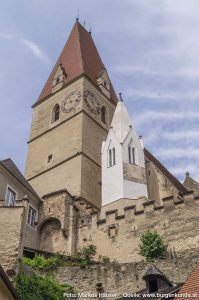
[143,265,173,293]
[96,69,110,98]
[52,64,67,93]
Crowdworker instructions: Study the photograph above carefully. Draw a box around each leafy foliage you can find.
[22,245,97,271]
[16,272,71,300]
[139,231,166,260]
[22,253,63,271]
[75,244,97,268]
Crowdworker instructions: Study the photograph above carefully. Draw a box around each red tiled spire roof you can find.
[176,264,199,299]
[36,21,118,104]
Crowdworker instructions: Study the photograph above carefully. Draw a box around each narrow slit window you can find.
[132,147,135,164]
[48,154,53,163]
[109,149,112,167]
[101,106,106,124]
[128,146,131,164]
[113,148,116,165]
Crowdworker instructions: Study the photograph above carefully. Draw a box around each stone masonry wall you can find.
[0,206,25,277]
[77,191,199,263]
[55,253,199,299]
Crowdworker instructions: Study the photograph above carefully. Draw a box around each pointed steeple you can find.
[110,93,133,143]
[102,93,148,205]
[36,21,117,105]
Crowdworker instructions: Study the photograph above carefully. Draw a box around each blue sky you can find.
[0,0,199,182]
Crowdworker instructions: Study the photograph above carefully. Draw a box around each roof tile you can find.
[36,21,118,104]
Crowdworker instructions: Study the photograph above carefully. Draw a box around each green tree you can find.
[139,231,165,260]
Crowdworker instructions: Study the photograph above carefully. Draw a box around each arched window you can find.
[52,104,60,123]
[101,106,106,124]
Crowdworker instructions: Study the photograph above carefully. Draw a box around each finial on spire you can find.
[76,9,79,21]
[89,24,92,34]
[119,92,123,102]
[185,171,190,177]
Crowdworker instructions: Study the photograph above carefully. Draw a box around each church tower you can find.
[101,94,148,205]
[25,21,117,208]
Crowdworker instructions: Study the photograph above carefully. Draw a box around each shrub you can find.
[99,256,110,264]
[139,231,165,260]
[22,253,63,271]
[22,245,97,271]
[75,244,97,267]
[16,272,71,300]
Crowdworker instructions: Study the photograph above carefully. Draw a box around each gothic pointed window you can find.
[108,147,116,167]
[128,146,131,164]
[132,147,135,164]
[128,141,138,165]
[52,104,60,123]
[109,149,112,167]
[113,148,116,165]
[101,106,107,124]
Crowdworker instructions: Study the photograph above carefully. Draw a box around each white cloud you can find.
[143,129,199,144]
[0,31,50,64]
[169,164,199,182]
[20,38,50,64]
[156,147,199,159]
[0,31,15,40]
[134,111,199,126]
[113,64,199,79]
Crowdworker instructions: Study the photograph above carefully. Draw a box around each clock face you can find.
[61,89,81,113]
[84,90,100,115]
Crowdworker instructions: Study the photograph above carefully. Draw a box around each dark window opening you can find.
[113,148,116,165]
[109,149,112,167]
[23,249,36,259]
[128,146,131,163]
[132,147,135,164]
[149,279,158,293]
[52,104,60,123]
[48,154,52,163]
[101,106,107,124]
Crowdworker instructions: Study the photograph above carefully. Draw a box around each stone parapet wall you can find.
[55,254,199,299]
[77,191,199,262]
